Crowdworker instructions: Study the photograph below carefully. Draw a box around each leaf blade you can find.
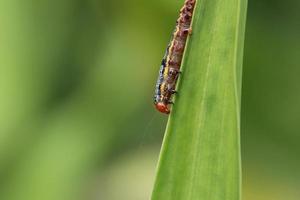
[152,0,247,199]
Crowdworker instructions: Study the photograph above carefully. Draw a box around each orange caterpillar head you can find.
[155,102,170,114]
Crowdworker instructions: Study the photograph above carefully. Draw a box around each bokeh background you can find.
[0,0,299,200]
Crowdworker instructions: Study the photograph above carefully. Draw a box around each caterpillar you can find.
[154,0,196,114]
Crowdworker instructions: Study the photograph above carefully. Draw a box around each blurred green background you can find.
[0,0,299,200]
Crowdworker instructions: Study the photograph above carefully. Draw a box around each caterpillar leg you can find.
[168,101,174,105]
[183,28,193,35]
[169,67,181,74]
[188,28,193,35]
[170,90,178,94]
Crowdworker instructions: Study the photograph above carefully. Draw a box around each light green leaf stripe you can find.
[151,0,247,199]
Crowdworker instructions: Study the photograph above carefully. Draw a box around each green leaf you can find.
[151,0,247,199]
